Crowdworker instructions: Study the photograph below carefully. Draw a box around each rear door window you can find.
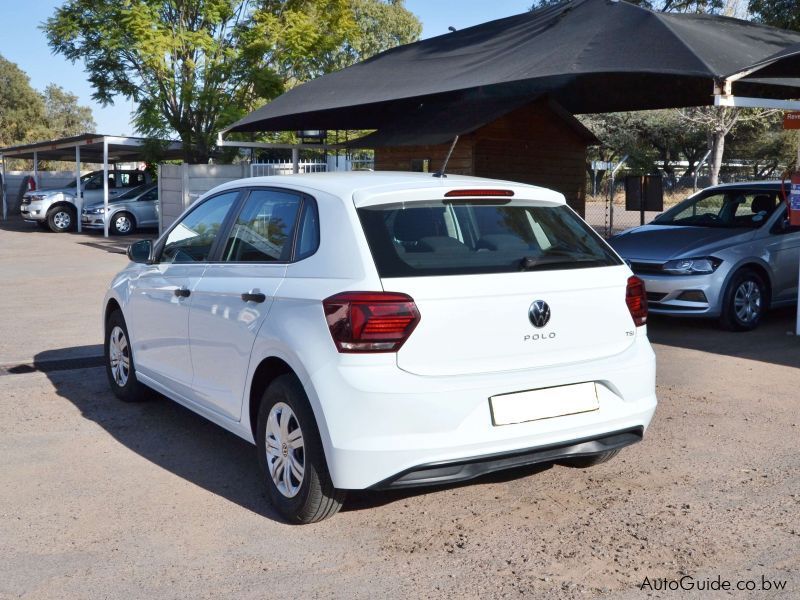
[358,200,620,277]
[221,189,301,263]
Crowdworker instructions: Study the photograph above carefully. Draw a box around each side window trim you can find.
[292,195,321,262]
[153,189,245,263]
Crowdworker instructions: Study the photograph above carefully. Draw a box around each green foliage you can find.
[748,0,800,31]
[45,0,422,163]
[581,111,707,175]
[42,84,96,138]
[0,54,95,163]
[0,55,48,147]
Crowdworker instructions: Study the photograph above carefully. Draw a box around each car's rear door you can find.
[126,190,240,397]
[187,188,314,420]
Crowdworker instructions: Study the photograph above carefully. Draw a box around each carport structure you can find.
[0,134,183,237]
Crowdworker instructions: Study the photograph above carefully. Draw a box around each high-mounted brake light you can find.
[626,276,648,327]
[444,189,514,198]
[323,292,421,353]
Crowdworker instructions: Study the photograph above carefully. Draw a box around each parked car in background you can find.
[610,181,800,331]
[103,172,657,523]
[20,169,150,232]
[82,184,158,235]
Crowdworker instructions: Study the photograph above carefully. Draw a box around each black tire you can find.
[111,211,136,235]
[560,449,620,469]
[47,206,76,233]
[104,309,148,402]
[256,374,345,523]
[719,268,767,332]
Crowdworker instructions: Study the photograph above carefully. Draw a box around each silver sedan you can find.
[81,184,158,235]
[610,181,800,331]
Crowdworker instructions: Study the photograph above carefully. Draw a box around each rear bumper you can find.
[370,427,643,489]
[309,334,657,490]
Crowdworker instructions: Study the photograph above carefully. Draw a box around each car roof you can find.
[209,171,566,205]
[704,180,782,191]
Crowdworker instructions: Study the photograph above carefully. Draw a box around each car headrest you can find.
[393,208,441,242]
[751,194,774,215]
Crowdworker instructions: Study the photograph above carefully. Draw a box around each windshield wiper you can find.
[518,255,602,271]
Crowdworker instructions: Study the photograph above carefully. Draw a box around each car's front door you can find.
[188,188,309,420]
[126,191,240,398]
[766,206,800,303]
[136,187,159,227]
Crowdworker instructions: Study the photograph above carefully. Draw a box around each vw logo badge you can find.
[528,300,551,328]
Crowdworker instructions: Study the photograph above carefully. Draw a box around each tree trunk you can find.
[708,130,725,187]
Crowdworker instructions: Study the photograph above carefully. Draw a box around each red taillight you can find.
[444,189,514,197]
[626,276,648,327]
[323,292,421,353]
[27,177,36,191]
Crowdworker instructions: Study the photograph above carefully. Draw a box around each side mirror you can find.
[127,239,153,264]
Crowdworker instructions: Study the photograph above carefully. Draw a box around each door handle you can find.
[174,287,191,298]
[241,292,266,303]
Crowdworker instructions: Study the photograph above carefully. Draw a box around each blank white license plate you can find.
[490,382,599,426]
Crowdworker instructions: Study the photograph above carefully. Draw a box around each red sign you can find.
[784,112,800,129]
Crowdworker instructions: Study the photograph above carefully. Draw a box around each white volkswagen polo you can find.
[104,172,657,523]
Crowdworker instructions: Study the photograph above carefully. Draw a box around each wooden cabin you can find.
[372,99,597,217]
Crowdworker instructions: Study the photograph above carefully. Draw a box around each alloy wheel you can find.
[733,280,761,324]
[115,215,132,234]
[108,325,130,387]
[265,402,305,498]
[53,211,71,230]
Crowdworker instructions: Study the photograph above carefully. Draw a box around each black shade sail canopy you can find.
[227,0,800,134]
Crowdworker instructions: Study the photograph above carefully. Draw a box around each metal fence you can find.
[250,161,328,177]
[250,157,374,177]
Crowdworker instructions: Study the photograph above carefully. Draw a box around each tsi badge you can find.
[525,299,556,342]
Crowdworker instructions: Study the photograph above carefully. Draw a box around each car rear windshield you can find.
[357,200,621,277]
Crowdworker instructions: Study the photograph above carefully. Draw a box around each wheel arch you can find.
[727,261,773,309]
[104,298,122,332]
[248,356,294,440]
[47,201,77,215]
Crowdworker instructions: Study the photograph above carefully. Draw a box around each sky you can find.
[0,0,533,138]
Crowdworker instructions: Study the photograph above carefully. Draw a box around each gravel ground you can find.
[1,218,799,599]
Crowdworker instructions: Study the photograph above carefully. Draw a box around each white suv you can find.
[104,173,657,523]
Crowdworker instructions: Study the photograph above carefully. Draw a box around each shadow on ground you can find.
[34,345,565,520]
[647,306,799,369]
[0,214,156,254]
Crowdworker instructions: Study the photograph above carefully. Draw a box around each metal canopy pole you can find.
[607,155,628,236]
[75,146,82,232]
[292,148,300,174]
[1,154,6,221]
[796,142,800,336]
[33,151,38,189]
[103,138,109,238]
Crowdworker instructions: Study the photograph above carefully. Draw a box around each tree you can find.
[748,0,800,31]
[0,55,48,147]
[42,84,96,138]
[45,0,422,163]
